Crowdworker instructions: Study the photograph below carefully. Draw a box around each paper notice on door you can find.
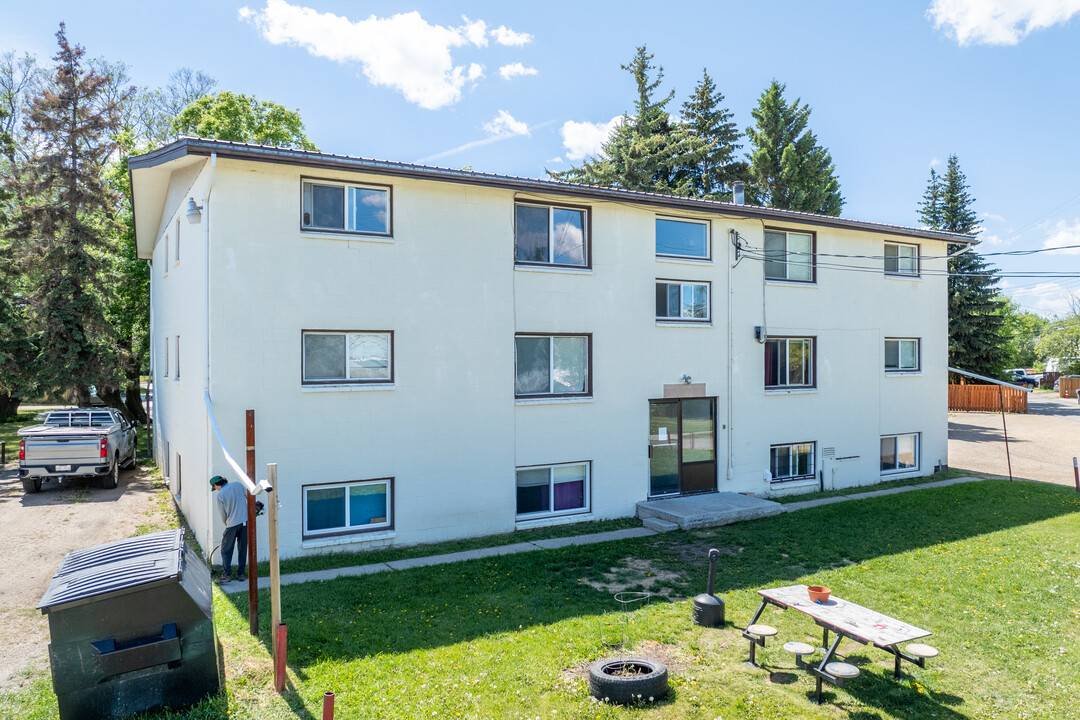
[658,428,668,442]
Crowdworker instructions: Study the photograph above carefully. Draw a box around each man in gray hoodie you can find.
[211,475,248,584]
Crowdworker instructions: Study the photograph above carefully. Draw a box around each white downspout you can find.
[202,153,218,556]
[726,230,735,482]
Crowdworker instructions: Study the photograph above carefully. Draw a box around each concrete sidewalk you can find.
[220,476,984,594]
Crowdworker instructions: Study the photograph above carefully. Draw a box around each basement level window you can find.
[303,478,392,538]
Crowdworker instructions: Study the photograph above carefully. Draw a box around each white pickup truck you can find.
[18,408,138,493]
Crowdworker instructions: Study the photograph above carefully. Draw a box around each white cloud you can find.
[979,233,1006,247]
[1042,219,1080,254]
[417,111,530,163]
[239,2,505,109]
[560,115,623,161]
[499,62,538,80]
[483,110,529,137]
[927,0,1080,46]
[491,25,533,46]
[1010,282,1077,317]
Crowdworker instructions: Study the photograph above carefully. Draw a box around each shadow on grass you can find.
[221,480,1079,675]
[821,657,967,719]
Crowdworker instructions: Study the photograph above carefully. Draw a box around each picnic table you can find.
[746,584,936,700]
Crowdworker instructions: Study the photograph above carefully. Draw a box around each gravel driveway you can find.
[949,390,1080,486]
[0,461,171,691]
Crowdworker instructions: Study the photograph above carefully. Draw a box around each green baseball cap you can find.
[210,475,227,487]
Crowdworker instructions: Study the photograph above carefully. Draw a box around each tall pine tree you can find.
[7,24,131,405]
[551,46,699,195]
[920,155,1006,379]
[675,69,747,200]
[746,81,843,215]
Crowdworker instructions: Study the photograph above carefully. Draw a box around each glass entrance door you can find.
[649,397,718,496]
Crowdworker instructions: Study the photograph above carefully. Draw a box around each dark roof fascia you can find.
[129,138,976,245]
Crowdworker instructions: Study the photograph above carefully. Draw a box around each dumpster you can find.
[37,529,220,720]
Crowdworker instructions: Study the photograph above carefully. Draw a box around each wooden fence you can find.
[948,384,1028,413]
[1060,377,1080,399]
[1041,371,1061,390]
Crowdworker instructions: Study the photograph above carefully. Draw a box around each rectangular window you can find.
[881,433,920,473]
[164,441,170,479]
[175,218,181,263]
[655,281,710,321]
[515,203,588,267]
[516,462,590,518]
[163,234,169,272]
[515,334,590,397]
[175,335,180,379]
[302,180,391,235]
[885,338,920,372]
[765,337,814,388]
[303,478,392,537]
[163,337,169,377]
[770,442,815,481]
[763,229,814,282]
[884,242,919,276]
[302,331,393,384]
[656,218,709,259]
[176,454,182,498]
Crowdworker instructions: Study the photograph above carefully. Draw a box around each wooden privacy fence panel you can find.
[1060,377,1080,399]
[949,384,1028,413]
[1042,371,1061,390]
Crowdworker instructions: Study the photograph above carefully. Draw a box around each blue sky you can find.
[3,0,1079,316]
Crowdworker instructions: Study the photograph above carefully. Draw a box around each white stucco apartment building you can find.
[130,138,971,560]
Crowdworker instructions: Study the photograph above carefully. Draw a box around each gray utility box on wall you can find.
[37,529,220,720]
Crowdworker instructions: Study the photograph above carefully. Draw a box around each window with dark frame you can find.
[163,337,169,377]
[885,338,920,372]
[301,180,390,235]
[763,229,814,282]
[881,433,919,473]
[515,462,590,518]
[655,218,709,259]
[175,335,180,379]
[514,334,590,397]
[656,281,710,321]
[175,218,181,263]
[514,203,587,267]
[765,337,814,388]
[884,242,919,276]
[770,442,815,481]
[302,331,393,384]
[303,478,392,537]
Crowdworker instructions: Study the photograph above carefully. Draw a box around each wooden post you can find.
[274,623,287,693]
[246,410,258,636]
[1073,457,1079,493]
[268,464,282,671]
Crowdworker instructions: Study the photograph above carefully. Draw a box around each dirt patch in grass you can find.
[561,640,688,680]
[579,557,687,598]
[663,539,744,565]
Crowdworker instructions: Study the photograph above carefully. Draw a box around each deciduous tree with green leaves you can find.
[920,154,1007,380]
[172,90,317,150]
[999,298,1049,370]
[746,81,843,215]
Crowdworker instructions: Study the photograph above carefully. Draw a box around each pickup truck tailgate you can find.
[23,437,102,465]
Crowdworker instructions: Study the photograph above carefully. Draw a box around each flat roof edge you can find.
[130,138,976,244]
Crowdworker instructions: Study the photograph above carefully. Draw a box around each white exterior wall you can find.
[146,156,951,560]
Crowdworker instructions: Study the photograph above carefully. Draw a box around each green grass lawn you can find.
[4,479,1079,719]
[0,412,37,459]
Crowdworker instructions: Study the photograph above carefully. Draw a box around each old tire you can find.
[21,477,41,494]
[589,657,668,705]
[101,458,119,490]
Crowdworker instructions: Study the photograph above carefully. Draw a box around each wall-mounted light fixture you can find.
[186,197,203,223]
[681,374,692,385]
[754,325,766,343]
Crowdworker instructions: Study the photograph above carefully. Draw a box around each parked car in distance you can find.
[1006,369,1039,388]
[17,408,138,493]
[1054,375,1080,392]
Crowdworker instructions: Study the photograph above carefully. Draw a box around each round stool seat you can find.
[825,661,860,679]
[746,624,777,637]
[783,641,815,655]
[906,643,938,658]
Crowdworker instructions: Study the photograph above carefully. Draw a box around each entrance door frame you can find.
[648,396,718,497]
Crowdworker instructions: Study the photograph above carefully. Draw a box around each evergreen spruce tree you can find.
[920,155,1006,379]
[675,69,747,200]
[551,46,698,195]
[746,81,843,215]
[7,24,131,404]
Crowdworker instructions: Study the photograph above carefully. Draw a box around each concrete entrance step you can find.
[641,517,680,533]
[636,492,782,530]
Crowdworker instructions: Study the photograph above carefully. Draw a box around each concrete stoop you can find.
[636,491,783,530]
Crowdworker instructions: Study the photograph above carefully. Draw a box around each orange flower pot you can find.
[807,585,831,604]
